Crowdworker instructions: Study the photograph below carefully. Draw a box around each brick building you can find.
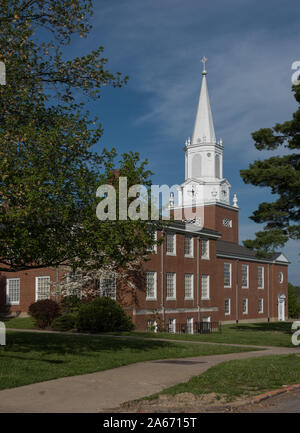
[0,61,289,331]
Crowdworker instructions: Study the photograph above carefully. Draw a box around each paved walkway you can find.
[0,330,299,412]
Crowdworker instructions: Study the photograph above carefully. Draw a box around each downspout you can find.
[236,259,239,323]
[197,236,200,323]
[161,229,165,331]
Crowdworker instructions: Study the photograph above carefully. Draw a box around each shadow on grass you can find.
[230,322,292,334]
[3,331,179,358]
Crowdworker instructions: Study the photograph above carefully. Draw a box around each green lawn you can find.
[3,317,295,347]
[0,331,257,391]
[149,354,300,402]
[110,322,295,347]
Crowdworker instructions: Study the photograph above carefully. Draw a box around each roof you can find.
[166,221,221,238]
[216,240,289,264]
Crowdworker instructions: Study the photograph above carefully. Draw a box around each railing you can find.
[168,321,220,335]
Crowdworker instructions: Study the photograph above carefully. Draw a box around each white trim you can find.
[145,271,157,300]
[201,274,210,300]
[225,298,231,315]
[241,264,249,289]
[224,262,232,288]
[258,298,264,314]
[35,276,50,301]
[184,273,194,300]
[184,235,194,258]
[279,272,284,284]
[187,317,194,334]
[201,239,210,260]
[6,278,20,305]
[258,266,264,289]
[166,272,176,300]
[166,233,176,256]
[242,298,248,315]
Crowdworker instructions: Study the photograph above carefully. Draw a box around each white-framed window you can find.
[201,239,209,259]
[35,276,50,301]
[222,218,232,228]
[6,278,20,305]
[146,271,157,300]
[258,266,264,289]
[241,264,249,288]
[168,318,176,334]
[202,316,211,322]
[258,298,264,314]
[242,298,248,315]
[166,233,176,255]
[147,320,158,332]
[184,236,194,257]
[201,275,210,300]
[279,272,283,284]
[100,275,116,299]
[224,263,232,288]
[187,317,194,334]
[166,272,176,300]
[225,298,231,315]
[65,273,82,298]
[184,274,194,300]
[148,230,157,254]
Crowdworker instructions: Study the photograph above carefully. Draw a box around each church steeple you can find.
[192,56,216,145]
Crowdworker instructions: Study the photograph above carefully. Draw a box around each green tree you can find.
[0,1,159,274]
[288,282,300,318]
[240,82,300,256]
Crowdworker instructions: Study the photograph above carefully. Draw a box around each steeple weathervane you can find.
[201,56,207,75]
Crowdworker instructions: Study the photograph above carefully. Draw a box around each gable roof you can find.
[216,240,289,265]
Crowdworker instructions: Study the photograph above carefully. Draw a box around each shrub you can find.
[60,295,84,314]
[28,299,60,328]
[76,297,135,333]
[51,313,77,331]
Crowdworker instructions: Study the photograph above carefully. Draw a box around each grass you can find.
[3,318,295,347]
[149,354,300,402]
[109,322,296,347]
[0,331,258,391]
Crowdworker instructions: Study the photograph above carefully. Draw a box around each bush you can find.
[28,299,60,328]
[51,313,77,331]
[60,295,84,314]
[76,297,135,333]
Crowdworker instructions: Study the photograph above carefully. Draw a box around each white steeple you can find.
[192,56,216,144]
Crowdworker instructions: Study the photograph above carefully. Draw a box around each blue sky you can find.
[68,0,299,283]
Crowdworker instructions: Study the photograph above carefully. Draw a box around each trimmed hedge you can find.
[51,314,77,331]
[76,297,134,333]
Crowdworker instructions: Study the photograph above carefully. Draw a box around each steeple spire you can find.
[192,57,216,144]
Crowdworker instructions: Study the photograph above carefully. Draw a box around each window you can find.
[242,298,248,315]
[224,263,232,288]
[6,278,20,305]
[222,218,232,228]
[148,230,157,254]
[146,271,157,300]
[66,273,82,298]
[100,275,116,299]
[187,317,194,334]
[168,318,176,334]
[202,316,211,322]
[166,233,176,255]
[184,236,193,257]
[241,264,249,288]
[201,275,210,300]
[258,298,264,314]
[258,266,264,289]
[225,298,231,315]
[166,272,176,300]
[184,274,194,300]
[279,272,283,284]
[147,320,158,332]
[201,240,209,259]
[35,276,50,301]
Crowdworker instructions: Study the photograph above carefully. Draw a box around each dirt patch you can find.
[107,392,253,413]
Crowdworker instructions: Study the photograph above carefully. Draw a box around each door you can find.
[278,295,286,321]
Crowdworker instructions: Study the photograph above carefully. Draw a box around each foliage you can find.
[51,313,77,331]
[0,1,159,274]
[76,297,135,333]
[288,282,300,318]
[240,82,300,255]
[59,295,84,314]
[28,299,60,328]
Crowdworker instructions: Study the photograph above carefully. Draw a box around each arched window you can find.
[215,154,220,178]
[192,154,202,178]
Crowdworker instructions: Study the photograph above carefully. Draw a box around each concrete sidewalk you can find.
[0,343,298,413]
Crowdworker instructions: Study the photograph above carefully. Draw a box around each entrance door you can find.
[278,294,286,321]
